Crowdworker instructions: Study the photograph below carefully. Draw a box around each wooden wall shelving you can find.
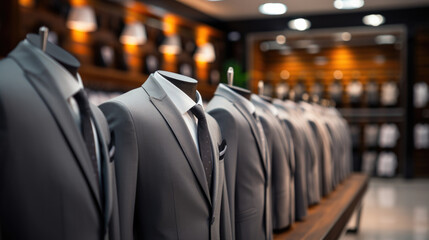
[4,0,225,100]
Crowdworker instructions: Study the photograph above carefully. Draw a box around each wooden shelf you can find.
[274,173,369,240]
[339,108,405,123]
[80,65,148,92]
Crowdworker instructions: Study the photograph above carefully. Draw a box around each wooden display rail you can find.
[274,173,369,240]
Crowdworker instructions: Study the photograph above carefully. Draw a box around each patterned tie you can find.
[74,89,99,183]
[190,104,213,191]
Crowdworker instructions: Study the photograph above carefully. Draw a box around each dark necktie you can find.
[190,104,213,191]
[74,89,99,183]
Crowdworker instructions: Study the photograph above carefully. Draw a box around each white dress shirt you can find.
[154,71,203,152]
[378,123,399,148]
[381,81,399,106]
[26,40,102,181]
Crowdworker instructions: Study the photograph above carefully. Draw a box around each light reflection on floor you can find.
[341,178,429,240]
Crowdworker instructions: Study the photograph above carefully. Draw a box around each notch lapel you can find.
[8,43,102,212]
[143,76,211,206]
[237,105,267,174]
[214,87,268,176]
[23,70,103,211]
[207,118,221,219]
[90,108,113,234]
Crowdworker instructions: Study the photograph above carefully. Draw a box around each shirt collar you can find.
[23,39,82,100]
[154,71,202,115]
[218,84,255,114]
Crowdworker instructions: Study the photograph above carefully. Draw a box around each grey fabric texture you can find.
[0,41,119,240]
[99,75,232,240]
[207,84,272,240]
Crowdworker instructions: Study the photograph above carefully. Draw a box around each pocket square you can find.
[218,139,227,159]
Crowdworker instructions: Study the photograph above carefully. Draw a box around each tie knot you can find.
[191,104,205,120]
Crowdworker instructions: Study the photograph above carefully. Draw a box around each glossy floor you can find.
[341,178,429,240]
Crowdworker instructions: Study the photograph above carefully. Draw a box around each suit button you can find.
[211,216,216,225]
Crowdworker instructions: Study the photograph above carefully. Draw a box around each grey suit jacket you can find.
[273,102,308,221]
[0,41,119,240]
[251,95,293,230]
[99,75,232,240]
[282,102,321,206]
[206,84,272,240]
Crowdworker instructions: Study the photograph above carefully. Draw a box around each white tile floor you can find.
[341,178,429,240]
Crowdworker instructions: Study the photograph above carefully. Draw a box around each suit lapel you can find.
[207,118,221,218]
[214,87,268,176]
[23,70,103,210]
[8,42,102,211]
[143,76,211,206]
[90,107,113,233]
[233,103,268,176]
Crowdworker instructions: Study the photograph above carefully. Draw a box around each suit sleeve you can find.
[99,100,139,240]
[208,108,238,240]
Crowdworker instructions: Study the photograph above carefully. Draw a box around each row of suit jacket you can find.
[0,36,352,240]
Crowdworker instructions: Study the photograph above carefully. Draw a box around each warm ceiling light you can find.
[259,3,287,15]
[19,0,34,7]
[120,22,147,45]
[375,34,396,44]
[66,6,97,32]
[334,0,364,9]
[159,35,182,55]
[194,42,216,62]
[276,35,286,44]
[363,14,385,26]
[288,18,311,31]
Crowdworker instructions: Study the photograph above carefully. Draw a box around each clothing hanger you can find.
[158,70,197,101]
[27,26,81,78]
[226,67,251,100]
[257,80,272,103]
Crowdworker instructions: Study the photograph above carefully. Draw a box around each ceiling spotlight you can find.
[375,34,396,44]
[276,35,286,44]
[259,3,287,15]
[334,0,364,10]
[363,14,385,26]
[120,22,147,45]
[288,18,311,31]
[66,5,97,32]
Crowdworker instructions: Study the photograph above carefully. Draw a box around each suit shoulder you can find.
[0,58,25,86]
